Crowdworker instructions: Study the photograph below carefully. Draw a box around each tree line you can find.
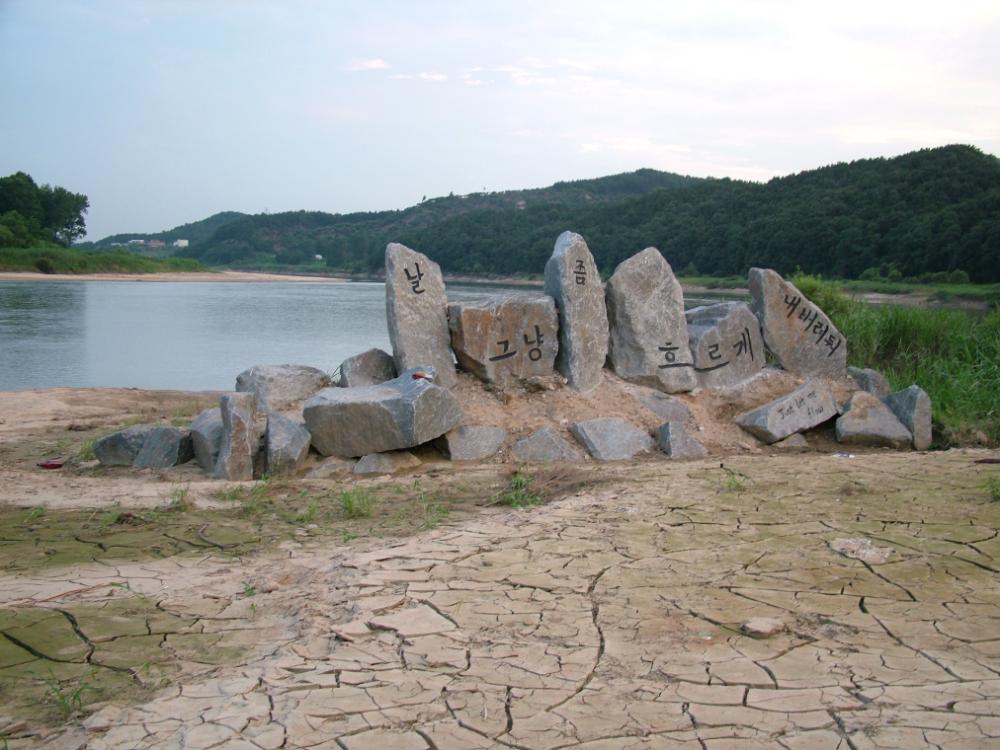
[0,172,89,247]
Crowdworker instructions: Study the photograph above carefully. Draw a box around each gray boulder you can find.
[214,393,258,480]
[353,451,422,475]
[264,414,311,477]
[511,427,584,463]
[569,418,654,461]
[436,425,507,461]
[885,385,932,450]
[94,425,158,466]
[339,348,397,388]
[385,243,456,387]
[835,391,912,448]
[134,427,193,469]
[303,367,462,458]
[773,433,809,451]
[735,380,838,444]
[656,422,707,459]
[447,294,558,385]
[848,366,891,400]
[544,231,609,391]
[686,302,765,389]
[235,364,330,412]
[749,268,847,377]
[307,457,357,478]
[189,408,223,472]
[605,247,696,393]
[631,389,692,424]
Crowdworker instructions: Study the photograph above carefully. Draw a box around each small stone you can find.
[830,537,894,564]
[306,456,357,478]
[93,425,157,466]
[848,366,891,400]
[189,407,223,472]
[339,348,397,387]
[436,425,506,461]
[773,433,809,450]
[353,451,422,475]
[657,422,708,459]
[264,414,311,477]
[835,391,912,449]
[631,388,692,424]
[522,374,566,392]
[235,364,331,412]
[511,427,584,463]
[885,384,932,450]
[133,426,193,468]
[741,618,787,638]
[735,379,838,444]
[569,417,654,460]
[686,302,765,389]
[214,393,257,480]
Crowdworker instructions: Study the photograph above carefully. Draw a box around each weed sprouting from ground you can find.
[718,465,747,493]
[341,488,375,519]
[77,438,96,461]
[988,476,1000,502]
[414,480,449,529]
[496,469,543,508]
[41,669,95,718]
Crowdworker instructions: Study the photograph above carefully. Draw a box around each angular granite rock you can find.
[656,422,708,459]
[885,384,932,450]
[307,456,356,478]
[569,418,653,461]
[353,451,422,475]
[544,231,609,391]
[385,243,456,387]
[511,427,584,463]
[735,380,838,444]
[214,393,257,480]
[686,302,765,389]
[447,293,558,385]
[835,391,912,449]
[94,425,158,466]
[235,364,331,412]
[264,414,311,477]
[303,367,462,458]
[339,348,397,388]
[605,247,696,393]
[749,268,847,377]
[631,388,692,424]
[773,433,809,451]
[189,408,223,472]
[436,425,506,461]
[134,427,193,469]
[848,366,892,401]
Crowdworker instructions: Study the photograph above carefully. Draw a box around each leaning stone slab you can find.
[749,268,847,377]
[885,385,932,450]
[436,425,506,461]
[656,422,707,459]
[686,302,765,389]
[134,427,193,469]
[385,243,456,387]
[304,367,462,458]
[235,364,331,412]
[632,388,691,424]
[848,366,891,400]
[189,408,223,472]
[735,379,838,444]
[264,414,311,477]
[606,247,696,393]
[511,427,584,463]
[353,451,421,475]
[339,348,397,388]
[214,393,257,480]
[544,231,609,391]
[569,418,653,461]
[94,425,158,466]
[835,391,912,449]
[447,294,558,385]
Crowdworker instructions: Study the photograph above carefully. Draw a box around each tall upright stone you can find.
[544,231,609,391]
[686,302,765,389]
[885,385,932,450]
[385,243,457,388]
[749,268,847,378]
[214,393,257,480]
[605,247,696,393]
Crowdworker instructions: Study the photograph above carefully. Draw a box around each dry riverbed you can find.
[1,389,999,749]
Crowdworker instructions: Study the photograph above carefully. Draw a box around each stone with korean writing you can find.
[749,268,847,378]
[385,243,457,388]
[735,379,838,444]
[447,293,558,385]
[605,247,697,393]
[685,302,765,389]
[544,231,609,392]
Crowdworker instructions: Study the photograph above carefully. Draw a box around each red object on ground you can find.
[411,371,430,380]
[37,458,65,469]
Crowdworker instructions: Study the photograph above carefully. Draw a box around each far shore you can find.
[0,270,348,283]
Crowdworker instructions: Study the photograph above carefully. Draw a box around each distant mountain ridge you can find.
[92,211,248,246]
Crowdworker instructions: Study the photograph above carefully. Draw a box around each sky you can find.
[1,1,998,241]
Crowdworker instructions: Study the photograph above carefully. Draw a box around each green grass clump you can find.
[988,476,1000,502]
[340,488,375,519]
[0,245,205,274]
[496,470,542,508]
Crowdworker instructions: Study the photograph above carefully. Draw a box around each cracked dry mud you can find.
[2,451,999,749]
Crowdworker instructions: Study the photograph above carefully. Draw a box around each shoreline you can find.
[0,270,349,283]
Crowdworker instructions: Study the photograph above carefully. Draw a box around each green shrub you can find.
[340,488,375,519]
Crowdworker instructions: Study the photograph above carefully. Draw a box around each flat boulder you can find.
[189,408,223,472]
[447,293,558,385]
[605,247,696,393]
[94,425,158,466]
[544,231,609,391]
[511,427,584,463]
[303,367,462,458]
[885,385,932,450]
[436,425,506,461]
[631,388,692,424]
[570,418,653,461]
[214,393,258,480]
[835,391,912,449]
[353,451,422,475]
[749,268,847,377]
[235,364,330,412]
[385,243,456,387]
[339,348,397,388]
[264,414,311,477]
[686,302,765,389]
[735,379,838,444]
[656,422,707,459]
[848,366,891,400]
[134,427,193,469]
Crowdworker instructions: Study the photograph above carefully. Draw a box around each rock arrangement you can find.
[93,232,936,476]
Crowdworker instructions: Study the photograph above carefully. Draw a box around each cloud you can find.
[348,58,389,71]
[390,72,448,82]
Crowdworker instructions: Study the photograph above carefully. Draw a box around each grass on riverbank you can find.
[0,246,205,274]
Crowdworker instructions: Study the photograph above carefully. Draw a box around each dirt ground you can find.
[1,386,999,749]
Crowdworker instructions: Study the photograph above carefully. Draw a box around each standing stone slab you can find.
[214,393,257,480]
[544,231,609,391]
[570,418,653,461]
[447,294,558,385]
[749,268,847,377]
[339,348,397,388]
[134,427,194,469]
[848,366,891,401]
[436,425,507,461]
[94,425,158,466]
[835,391,912,449]
[686,302,765,389]
[606,247,696,393]
[264,414,311,477]
[885,385,932,450]
[511,427,584,463]
[385,243,456,388]
[735,380,838,444]
[235,364,331,412]
[190,408,224,472]
[657,422,707,459]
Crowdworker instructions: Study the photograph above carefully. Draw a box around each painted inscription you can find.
[782,293,842,357]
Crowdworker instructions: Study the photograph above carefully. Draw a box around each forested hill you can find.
[90,211,248,246]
